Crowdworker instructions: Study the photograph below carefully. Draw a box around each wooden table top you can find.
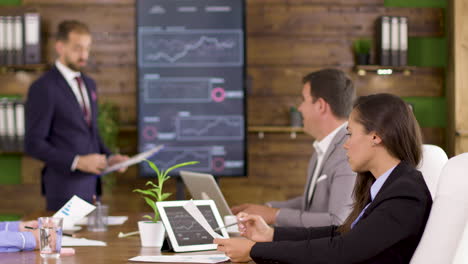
[3,212,236,264]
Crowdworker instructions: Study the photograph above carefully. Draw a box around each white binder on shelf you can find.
[0,16,5,65]
[14,101,25,151]
[379,16,390,66]
[24,13,41,65]
[5,16,14,65]
[0,99,7,150]
[5,100,16,151]
[399,16,408,66]
[13,16,23,65]
[390,16,400,67]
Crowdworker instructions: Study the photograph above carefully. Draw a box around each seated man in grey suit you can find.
[232,69,357,227]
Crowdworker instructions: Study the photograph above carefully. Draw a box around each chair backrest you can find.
[452,216,468,264]
[418,144,448,198]
[410,153,468,264]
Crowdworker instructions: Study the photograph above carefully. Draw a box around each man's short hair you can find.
[302,69,355,118]
[56,20,90,41]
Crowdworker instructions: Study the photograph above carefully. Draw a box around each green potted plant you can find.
[97,102,119,193]
[353,38,372,65]
[133,159,198,247]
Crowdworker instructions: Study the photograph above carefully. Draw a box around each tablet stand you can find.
[161,236,174,252]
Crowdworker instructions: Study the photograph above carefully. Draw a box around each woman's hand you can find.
[237,212,274,242]
[214,238,255,263]
[19,220,38,231]
[19,220,40,249]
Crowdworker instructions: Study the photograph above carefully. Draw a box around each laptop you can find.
[179,170,233,218]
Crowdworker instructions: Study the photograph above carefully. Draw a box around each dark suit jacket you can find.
[25,66,110,210]
[251,161,432,264]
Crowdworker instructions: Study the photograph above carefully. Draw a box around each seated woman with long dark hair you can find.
[214,93,432,264]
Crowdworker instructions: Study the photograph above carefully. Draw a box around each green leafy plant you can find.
[97,102,119,152]
[353,38,372,55]
[97,102,119,191]
[133,160,199,222]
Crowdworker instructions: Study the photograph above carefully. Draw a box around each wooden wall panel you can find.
[353,68,444,97]
[248,36,354,67]
[450,0,468,154]
[247,5,443,37]
[421,127,446,148]
[0,0,446,214]
[23,0,384,6]
[248,96,302,126]
[247,0,385,5]
[248,66,444,97]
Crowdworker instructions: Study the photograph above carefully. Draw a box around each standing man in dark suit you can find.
[25,20,128,211]
[232,69,357,227]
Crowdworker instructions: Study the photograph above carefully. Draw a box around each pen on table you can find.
[213,222,238,231]
[25,226,75,237]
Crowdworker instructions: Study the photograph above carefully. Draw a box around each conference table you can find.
[3,212,239,264]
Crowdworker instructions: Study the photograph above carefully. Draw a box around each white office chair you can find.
[410,153,468,264]
[418,144,448,198]
[452,216,468,264]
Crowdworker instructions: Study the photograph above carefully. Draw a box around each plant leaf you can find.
[144,159,161,178]
[160,192,172,201]
[144,197,158,216]
[145,181,158,188]
[142,215,153,220]
[132,189,157,200]
[163,161,199,178]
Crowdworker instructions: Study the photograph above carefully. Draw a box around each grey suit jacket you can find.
[268,126,356,227]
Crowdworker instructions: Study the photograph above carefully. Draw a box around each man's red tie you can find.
[74,76,91,126]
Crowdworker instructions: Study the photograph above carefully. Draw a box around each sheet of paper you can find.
[74,216,128,226]
[53,195,96,229]
[61,236,107,246]
[101,144,164,175]
[183,200,222,239]
[129,254,229,263]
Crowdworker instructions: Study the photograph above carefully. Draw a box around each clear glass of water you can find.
[87,204,108,232]
[38,217,63,259]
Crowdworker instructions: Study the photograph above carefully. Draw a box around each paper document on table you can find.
[129,254,229,263]
[75,216,128,226]
[62,236,107,246]
[53,195,96,229]
[183,200,222,239]
[102,145,164,175]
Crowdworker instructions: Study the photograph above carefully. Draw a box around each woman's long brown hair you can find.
[338,94,423,233]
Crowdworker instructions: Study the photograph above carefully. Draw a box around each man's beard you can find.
[65,58,86,72]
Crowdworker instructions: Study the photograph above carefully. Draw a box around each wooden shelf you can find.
[248,126,304,139]
[117,125,305,139]
[456,130,468,137]
[248,126,303,133]
[119,125,137,132]
[354,65,419,76]
[0,151,23,155]
[0,64,48,74]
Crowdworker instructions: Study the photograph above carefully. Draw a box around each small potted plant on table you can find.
[133,159,198,247]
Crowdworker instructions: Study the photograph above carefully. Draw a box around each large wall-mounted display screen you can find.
[137,0,246,177]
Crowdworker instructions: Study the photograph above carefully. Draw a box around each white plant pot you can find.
[138,221,165,247]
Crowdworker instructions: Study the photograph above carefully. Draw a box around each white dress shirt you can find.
[55,60,91,114]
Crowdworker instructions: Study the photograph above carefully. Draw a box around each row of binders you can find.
[0,98,25,152]
[0,13,41,66]
[377,16,408,67]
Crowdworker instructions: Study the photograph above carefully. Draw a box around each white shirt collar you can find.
[55,60,81,83]
[313,122,348,156]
